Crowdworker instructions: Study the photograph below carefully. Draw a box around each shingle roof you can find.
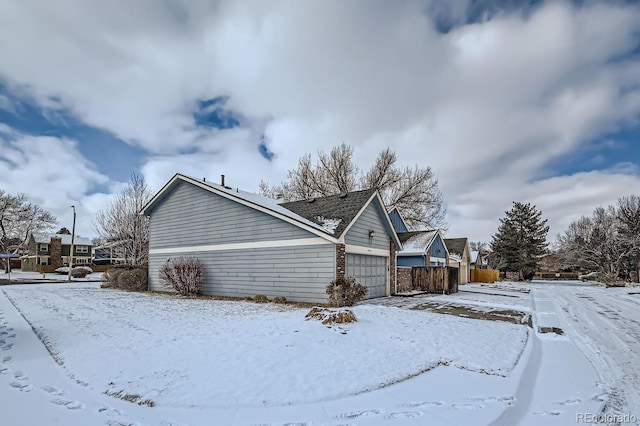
[33,233,92,246]
[443,238,468,257]
[396,230,438,255]
[280,189,377,237]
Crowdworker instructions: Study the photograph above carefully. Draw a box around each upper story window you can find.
[39,243,49,252]
[75,245,89,254]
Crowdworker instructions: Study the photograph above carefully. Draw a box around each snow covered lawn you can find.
[2,283,528,409]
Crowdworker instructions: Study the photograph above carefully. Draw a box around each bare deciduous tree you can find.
[0,189,57,272]
[93,173,152,267]
[260,144,446,229]
[557,196,640,283]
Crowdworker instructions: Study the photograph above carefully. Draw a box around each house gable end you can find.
[148,180,322,250]
[388,208,409,233]
[344,196,396,250]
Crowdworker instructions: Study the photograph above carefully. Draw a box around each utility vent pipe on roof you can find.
[221,174,225,186]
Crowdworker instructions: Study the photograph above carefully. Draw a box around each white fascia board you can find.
[149,237,332,255]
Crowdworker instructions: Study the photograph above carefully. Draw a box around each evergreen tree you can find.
[491,202,549,280]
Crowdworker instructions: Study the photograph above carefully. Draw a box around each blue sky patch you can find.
[258,136,274,161]
[0,81,147,185]
[194,96,242,129]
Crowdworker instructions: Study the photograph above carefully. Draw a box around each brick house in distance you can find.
[21,233,93,271]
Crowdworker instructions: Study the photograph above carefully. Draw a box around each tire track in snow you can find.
[548,285,640,421]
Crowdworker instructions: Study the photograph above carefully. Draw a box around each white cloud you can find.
[0,0,639,243]
[0,132,111,238]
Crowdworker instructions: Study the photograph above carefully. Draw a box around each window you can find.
[39,243,49,252]
[39,257,49,265]
[76,245,88,254]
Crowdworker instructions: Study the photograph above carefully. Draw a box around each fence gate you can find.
[411,266,458,294]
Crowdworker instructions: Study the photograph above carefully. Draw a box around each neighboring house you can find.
[142,174,402,304]
[444,238,472,284]
[93,241,128,265]
[387,207,409,233]
[21,234,93,271]
[396,229,449,267]
[5,244,27,269]
[470,249,490,269]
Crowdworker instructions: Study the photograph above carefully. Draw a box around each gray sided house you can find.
[142,174,402,304]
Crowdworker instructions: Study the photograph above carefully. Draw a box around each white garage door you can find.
[346,253,388,299]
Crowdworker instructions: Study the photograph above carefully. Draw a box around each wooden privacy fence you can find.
[411,266,458,294]
[534,271,578,280]
[470,269,499,283]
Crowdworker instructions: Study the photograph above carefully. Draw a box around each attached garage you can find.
[346,253,388,299]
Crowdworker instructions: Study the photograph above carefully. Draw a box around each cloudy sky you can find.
[1,0,639,244]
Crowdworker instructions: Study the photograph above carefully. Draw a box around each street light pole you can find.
[68,205,76,283]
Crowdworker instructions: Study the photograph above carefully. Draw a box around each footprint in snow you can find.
[385,411,422,419]
[42,386,66,396]
[105,421,147,426]
[451,403,484,410]
[533,410,562,416]
[2,355,12,363]
[556,398,581,406]
[98,406,125,417]
[0,367,9,374]
[467,396,515,405]
[333,409,382,420]
[399,401,444,409]
[14,371,28,381]
[50,398,84,410]
[10,382,34,392]
[2,343,13,351]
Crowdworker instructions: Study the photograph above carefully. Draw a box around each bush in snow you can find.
[101,267,147,291]
[253,294,269,303]
[102,267,124,288]
[117,268,148,292]
[325,276,368,307]
[271,296,287,304]
[160,257,204,296]
[305,307,357,326]
[71,267,90,278]
[55,266,93,277]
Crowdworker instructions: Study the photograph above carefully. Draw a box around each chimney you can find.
[221,174,225,186]
[50,236,62,269]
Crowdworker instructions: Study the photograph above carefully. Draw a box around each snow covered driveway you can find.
[1,283,527,411]
[531,281,640,423]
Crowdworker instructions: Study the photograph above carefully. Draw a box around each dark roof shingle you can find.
[443,238,468,256]
[280,189,376,237]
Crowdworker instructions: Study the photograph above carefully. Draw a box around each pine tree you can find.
[491,202,549,280]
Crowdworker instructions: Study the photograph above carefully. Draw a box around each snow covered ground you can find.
[529,280,640,425]
[0,280,627,425]
[0,270,104,282]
